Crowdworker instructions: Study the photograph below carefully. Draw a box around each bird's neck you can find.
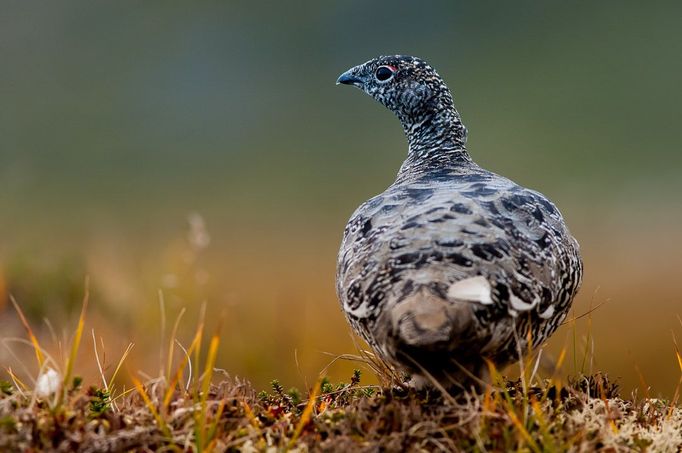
[396,93,472,176]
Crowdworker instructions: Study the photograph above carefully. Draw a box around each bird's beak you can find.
[336,69,364,87]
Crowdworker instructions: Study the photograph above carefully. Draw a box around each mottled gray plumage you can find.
[336,56,582,388]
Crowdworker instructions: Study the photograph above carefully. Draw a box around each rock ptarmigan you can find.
[335,55,583,389]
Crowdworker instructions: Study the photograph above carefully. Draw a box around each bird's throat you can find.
[397,88,468,155]
[399,104,470,171]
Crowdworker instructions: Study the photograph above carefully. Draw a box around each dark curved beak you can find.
[336,69,363,86]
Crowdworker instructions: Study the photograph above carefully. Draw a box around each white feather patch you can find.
[539,305,555,319]
[510,293,536,311]
[447,276,493,305]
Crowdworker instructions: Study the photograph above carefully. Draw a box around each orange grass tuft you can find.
[288,378,322,449]
[10,296,44,368]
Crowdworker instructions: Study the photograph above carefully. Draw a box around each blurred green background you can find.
[1,1,681,396]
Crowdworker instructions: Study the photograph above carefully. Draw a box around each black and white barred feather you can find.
[336,56,582,388]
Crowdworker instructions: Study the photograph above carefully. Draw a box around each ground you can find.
[1,370,681,452]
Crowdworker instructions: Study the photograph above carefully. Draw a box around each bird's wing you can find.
[336,177,582,334]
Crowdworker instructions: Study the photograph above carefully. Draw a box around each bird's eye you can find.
[375,65,395,82]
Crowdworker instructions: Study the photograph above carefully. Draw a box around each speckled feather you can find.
[336,56,582,387]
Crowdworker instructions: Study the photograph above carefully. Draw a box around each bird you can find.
[335,55,583,389]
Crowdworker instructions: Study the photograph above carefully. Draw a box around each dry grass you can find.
[1,295,681,452]
[2,369,681,451]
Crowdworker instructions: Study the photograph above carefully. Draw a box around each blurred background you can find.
[1,1,681,396]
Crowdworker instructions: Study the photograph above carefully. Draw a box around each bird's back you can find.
[337,161,582,380]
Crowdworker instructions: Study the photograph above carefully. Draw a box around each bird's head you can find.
[336,55,451,122]
[337,55,466,152]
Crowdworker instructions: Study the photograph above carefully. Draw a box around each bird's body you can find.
[336,56,582,388]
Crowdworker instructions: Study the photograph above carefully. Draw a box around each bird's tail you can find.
[389,286,475,350]
[378,285,487,388]
[391,287,451,348]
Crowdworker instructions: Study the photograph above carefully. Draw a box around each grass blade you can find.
[163,329,202,410]
[288,378,321,449]
[10,296,44,368]
[195,331,220,452]
[59,281,89,405]
[167,307,186,382]
[132,376,171,438]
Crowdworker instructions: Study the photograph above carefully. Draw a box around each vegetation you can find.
[1,290,681,452]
